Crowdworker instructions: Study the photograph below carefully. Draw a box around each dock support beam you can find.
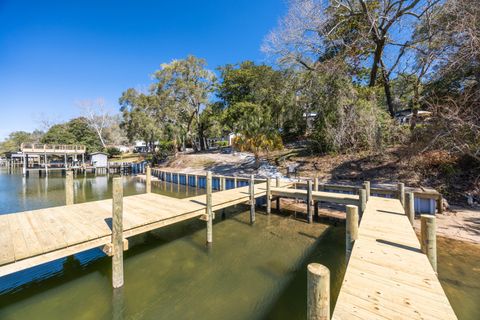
[206,171,213,245]
[346,205,359,262]
[249,174,255,224]
[145,166,151,193]
[112,177,124,288]
[307,180,313,224]
[406,192,415,225]
[359,189,366,215]
[421,215,437,272]
[266,178,271,214]
[65,170,74,205]
[398,182,405,206]
[307,263,330,320]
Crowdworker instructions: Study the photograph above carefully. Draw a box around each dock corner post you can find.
[145,165,151,193]
[398,182,405,206]
[307,180,313,224]
[65,169,74,205]
[307,263,330,320]
[249,174,255,224]
[112,177,124,288]
[314,176,319,192]
[206,171,213,245]
[266,177,271,215]
[406,192,415,226]
[363,181,370,201]
[421,214,437,272]
[345,205,359,262]
[359,189,366,215]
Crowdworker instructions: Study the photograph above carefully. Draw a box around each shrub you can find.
[106,147,122,157]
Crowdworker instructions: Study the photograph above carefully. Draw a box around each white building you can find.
[90,152,108,167]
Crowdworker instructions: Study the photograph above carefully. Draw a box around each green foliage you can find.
[0,130,43,154]
[41,117,102,152]
[106,147,121,157]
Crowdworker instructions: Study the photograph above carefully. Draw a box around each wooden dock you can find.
[0,181,280,277]
[0,171,457,319]
[332,196,457,319]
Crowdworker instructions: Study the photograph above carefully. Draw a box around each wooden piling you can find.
[307,180,313,224]
[307,263,330,320]
[346,205,359,262]
[65,170,74,205]
[249,174,255,224]
[233,176,237,189]
[112,177,124,288]
[359,189,366,215]
[276,177,281,212]
[398,182,405,206]
[406,192,415,226]
[206,171,213,244]
[266,178,271,214]
[421,215,437,272]
[221,176,225,191]
[314,176,319,192]
[145,166,151,193]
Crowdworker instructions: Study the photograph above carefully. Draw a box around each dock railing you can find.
[20,143,86,154]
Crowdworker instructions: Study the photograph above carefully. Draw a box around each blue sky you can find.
[0,0,286,140]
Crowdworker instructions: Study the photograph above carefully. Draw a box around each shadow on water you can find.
[263,226,346,319]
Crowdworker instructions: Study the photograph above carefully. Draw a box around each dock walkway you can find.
[0,182,277,277]
[332,196,457,319]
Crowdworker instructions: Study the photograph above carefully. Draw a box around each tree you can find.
[217,61,297,137]
[153,55,216,151]
[0,131,43,154]
[41,117,102,152]
[263,0,440,116]
[224,102,283,164]
[78,98,126,148]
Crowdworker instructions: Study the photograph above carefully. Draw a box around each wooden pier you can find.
[0,170,457,319]
[331,196,457,319]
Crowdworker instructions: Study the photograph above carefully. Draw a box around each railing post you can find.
[346,205,359,262]
[65,170,74,205]
[266,178,271,215]
[421,215,437,272]
[314,176,319,192]
[233,176,237,189]
[363,181,370,201]
[307,180,313,223]
[359,189,366,215]
[249,174,255,224]
[112,177,124,288]
[398,182,405,206]
[206,171,213,245]
[406,192,415,225]
[145,166,151,193]
[307,263,330,320]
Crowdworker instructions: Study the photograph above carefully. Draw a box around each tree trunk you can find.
[369,39,385,87]
[382,70,395,117]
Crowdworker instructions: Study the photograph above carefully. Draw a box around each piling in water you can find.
[406,192,415,225]
[112,177,124,288]
[266,178,271,215]
[249,174,255,224]
[65,170,74,205]
[146,166,151,193]
[307,180,313,224]
[345,205,359,262]
[421,214,437,272]
[206,171,213,244]
[307,263,330,320]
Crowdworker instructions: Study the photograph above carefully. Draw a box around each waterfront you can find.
[0,169,478,319]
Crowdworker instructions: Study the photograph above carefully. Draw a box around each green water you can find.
[0,169,478,319]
